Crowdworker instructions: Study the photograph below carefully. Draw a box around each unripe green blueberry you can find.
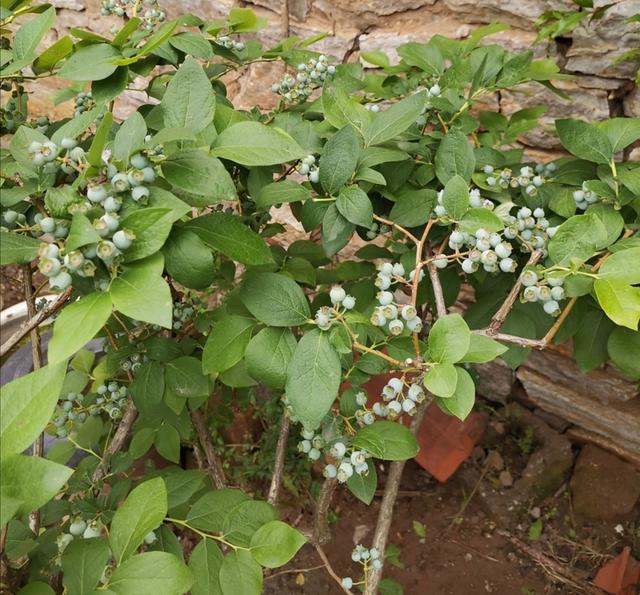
[433,255,448,269]
[112,229,134,250]
[39,257,61,277]
[308,447,321,460]
[87,184,107,203]
[69,519,87,536]
[342,295,356,310]
[40,217,56,233]
[142,166,156,183]
[131,186,150,201]
[329,286,346,304]
[56,533,74,552]
[110,173,130,193]
[128,168,146,186]
[28,141,43,154]
[499,258,516,273]
[337,461,354,482]
[103,195,122,212]
[143,531,157,545]
[461,259,478,274]
[97,240,118,261]
[520,270,538,287]
[543,300,560,316]
[298,439,311,454]
[83,523,102,539]
[61,137,77,150]
[69,146,86,162]
[323,464,337,478]
[41,141,58,162]
[406,317,423,333]
[93,218,110,238]
[309,169,319,184]
[50,271,72,290]
[3,210,18,224]
[342,577,353,589]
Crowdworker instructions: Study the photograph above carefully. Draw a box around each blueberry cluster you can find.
[1,209,27,229]
[342,545,382,589]
[370,263,423,335]
[271,55,336,103]
[415,82,441,127]
[74,91,96,118]
[213,35,245,52]
[101,0,166,30]
[448,227,516,275]
[364,221,391,240]
[323,439,371,483]
[94,381,130,421]
[484,163,555,197]
[297,154,320,184]
[56,519,103,554]
[106,151,157,204]
[373,377,425,419]
[0,86,26,133]
[52,392,88,438]
[119,351,147,373]
[313,286,356,330]
[503,206,556,251]
[572,183,600,210]
[520,269,565,316]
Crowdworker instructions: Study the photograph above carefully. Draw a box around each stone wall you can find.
[44,0,639,158]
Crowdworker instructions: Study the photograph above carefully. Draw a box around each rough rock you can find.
[570,445,640,520]
[474,359,515,404]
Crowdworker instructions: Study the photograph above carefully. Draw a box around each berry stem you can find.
[372,214,420,244]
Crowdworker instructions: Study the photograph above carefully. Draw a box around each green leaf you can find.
[155,424,181,463]
[442,175,470,220]
[187,489,250,532]
[59,44,122,81]
[87,111,113,167]
[459,208,504,233]
[255,181,311,210]
[169,32,214,59]
[108,552,192,595]
[164,228,214,290]
[0,232,40,264]
[352,421,419,461]
[162,56,215,133]
[13,7,56,62]
[607,327,640,380]
[573,309,613,371]
[130,361,164,411]
[110,478,167,563]
[321,83,370,133]
[0,491,21,526]
[0,454,73,516]
[336,186,373,228]
[548,212,607,265]
[114,112,147,164]
[389,189,436,227]
[599,118,640,153]
[598,247,640,284]
[110,254,172,328]
[212,122,306,166]
[555,119,613,164]
[219,550,262,595]
[186,213,273,266]
[423,362,458,398]
[587,204,623,249]
[436,367,475,421]
[240,272,311,326]
[244,327,297,388]
[397,41,443,75]
[62,538,111,595]
[166,356,210,397]
[66,213,102,251]
[120,207,174,262]
[222,500,277,546]
[285,329,341,430]
[322,203,355,256]
[189,540,223,595]
[363,91,425,146]
[435,129,475,185]
[48,292,112,365]
[161,151,236,206]
[16,583,54,595]
[460,334,508,363]
[594,279,640,330]
[202,316,254,374]
[346,459,377,505]
[163,469,206,511]
[249,520,305,568]
[427,313,471,363]
[319,125,360,195]
[0,363,67,457]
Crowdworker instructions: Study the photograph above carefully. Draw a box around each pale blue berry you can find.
[543,300,560,316]
[131,186,150,201]
[40,217,56,233]
[330,286,346,304]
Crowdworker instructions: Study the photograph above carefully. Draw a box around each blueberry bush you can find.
[0,2,639,594]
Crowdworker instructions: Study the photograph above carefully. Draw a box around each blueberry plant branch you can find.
[23,264,44,534]
[267,411,291,504]
[190,407,227,489]
[312,477,338,545]
[0,287,72,358]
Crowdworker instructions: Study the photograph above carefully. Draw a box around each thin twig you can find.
[411,219,435,308]
[23,266,43,534]
[267,411,290,505]
[0,287,72,358]
[427,262,447,318]
[315,544,354,595]
[313,477,337,545]
[487,250,542,335]
[496,530,603,595]
[373,214,420,244]
[365,397,432,595]
[265,563,326,580]
[191,408,226,489]
[280,0,289,39]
